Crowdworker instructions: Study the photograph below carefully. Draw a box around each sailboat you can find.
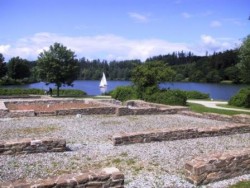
[99,72,108,88]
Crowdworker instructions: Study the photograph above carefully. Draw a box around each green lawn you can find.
[217,104,250,111]
[230,181,250,188]
[188,103,250,116]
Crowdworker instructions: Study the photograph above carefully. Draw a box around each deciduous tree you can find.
[239,35,250,83]
[7,57,30,80]
[37,43,79,96]
[131,61,175,98]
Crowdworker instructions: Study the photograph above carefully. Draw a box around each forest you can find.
[0,48,242,85]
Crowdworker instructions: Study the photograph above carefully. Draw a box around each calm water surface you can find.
[160,82,247,100]
[1,81,247,101]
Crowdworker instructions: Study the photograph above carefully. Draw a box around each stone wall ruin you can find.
[0,167,124,188]
[113,123,250,146]
[0,137,66,155]
[184,148,250,185]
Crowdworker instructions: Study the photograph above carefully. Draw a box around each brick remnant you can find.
[113,123,250,146]
[184,148,250,185]
[0,167,124,188]
[0,137,66,155]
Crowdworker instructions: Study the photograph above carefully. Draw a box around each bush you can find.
[145,89,187,106]
[229,87,250,108]
[0,88,86,97]
[184,90,209,99]
[110,86,138,102]
[53,89,86,96]
[0,88,44,95]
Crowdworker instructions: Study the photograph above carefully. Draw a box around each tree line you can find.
[0,53,142,85]
[147,50,239,83]
[0,36,249,86]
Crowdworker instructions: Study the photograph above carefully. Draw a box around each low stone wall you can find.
[179,111,250,124]
[4,99,103,107]
[184,148,250,185]
[125,100,171,108]
[0,167,124,188]
[55,107,117,116]
[116,100,188,116]
[0,137,66,155]
[113,123,250,146]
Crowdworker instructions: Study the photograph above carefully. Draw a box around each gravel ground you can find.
[0,114,250,188]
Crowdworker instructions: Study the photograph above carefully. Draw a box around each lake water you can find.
[0,80,248,101]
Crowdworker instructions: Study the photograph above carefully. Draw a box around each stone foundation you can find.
[179,111,250,124]
[56,107,117,116]
[113,123,250,146]
[116,100,188,116]
[0,99,189,118]
[184,148,250,185]
[0,138,66,155]
[0,167,124,188]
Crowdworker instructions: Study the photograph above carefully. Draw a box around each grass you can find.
[218,104,250,111]
[230,181,250,188]
[188,103,250,116]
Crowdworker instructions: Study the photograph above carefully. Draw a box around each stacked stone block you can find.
[0,137,66,155]
[113,123,250,146]
[0,167,124,188]
[184,148,250,185]
[1,99,189,118]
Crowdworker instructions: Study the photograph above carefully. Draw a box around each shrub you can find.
[229,87,250,108]
[110,86,138,102]
[145,89,187,106]
[0,88,86,97]
[184,90,209,99]
[0,88,44,95]
[53,89,86,96]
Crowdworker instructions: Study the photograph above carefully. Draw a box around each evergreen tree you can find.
[0,53,7,78]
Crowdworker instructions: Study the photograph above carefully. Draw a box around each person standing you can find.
[49,87,52,96]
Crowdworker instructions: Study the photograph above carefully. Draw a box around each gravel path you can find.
[0,114,250,188]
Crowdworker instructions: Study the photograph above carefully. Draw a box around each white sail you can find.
[99,72,107,87]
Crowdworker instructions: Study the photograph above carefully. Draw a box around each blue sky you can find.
[1,0,249,61]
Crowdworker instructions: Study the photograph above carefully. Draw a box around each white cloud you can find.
[0,32,192,61]
[0,45,11,54]
[201,35,217,45]
[181,12,192,19]
[1,33,240,61]
[196,34,240,55]
[210,20,222,27]
[128,12,149,23]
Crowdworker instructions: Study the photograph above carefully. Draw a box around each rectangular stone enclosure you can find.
[0,99,188,118]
